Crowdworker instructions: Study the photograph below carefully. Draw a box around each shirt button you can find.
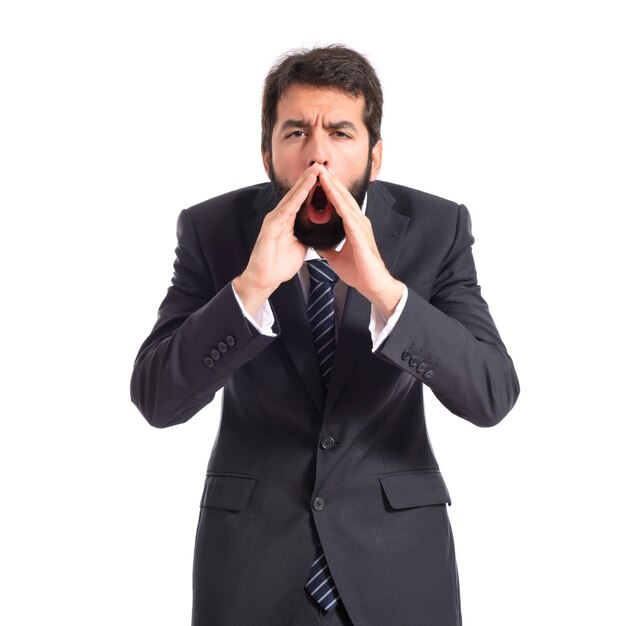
[321,437,336,450]
[313,497,325,511]
[226,335,236,347]
[409,356,419,368]
[401,350,412,361]
[424,369,435,379]
[217,341,228,353]
[210,349,220,360]
[417,362,428,373]
[203,357,215,368]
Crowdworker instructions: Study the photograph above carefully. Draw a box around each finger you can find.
[268,181,315,237]
[321,168,358,210]
[283,162,320,199]
[282,172,317,217]
[275,163,321,216]
[319,168,364,222]
[318,169,364,235]
[265,166,320,234]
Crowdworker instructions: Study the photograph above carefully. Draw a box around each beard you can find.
[267,154,373,250]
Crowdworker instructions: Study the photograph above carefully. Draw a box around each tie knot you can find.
[307,259,338,286]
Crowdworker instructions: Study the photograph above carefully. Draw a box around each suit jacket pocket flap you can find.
[200,472,258,511]
[378,469,451,509]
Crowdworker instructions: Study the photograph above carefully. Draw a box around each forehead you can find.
[275,84,366,126]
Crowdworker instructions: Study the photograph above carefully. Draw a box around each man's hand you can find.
[318,167,405,320]
[233,163,322,316]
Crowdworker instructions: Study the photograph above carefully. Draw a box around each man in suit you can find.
[131,45,519,625]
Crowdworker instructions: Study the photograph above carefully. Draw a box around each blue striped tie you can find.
[305,259,341,613]
[306,259,339,391]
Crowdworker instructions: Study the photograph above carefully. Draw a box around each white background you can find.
[1,1,624,624]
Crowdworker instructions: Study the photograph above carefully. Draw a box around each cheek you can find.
[273,152,307,181]
[334,149,368,177]
[337,166,362,188]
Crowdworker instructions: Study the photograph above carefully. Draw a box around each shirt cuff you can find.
[231,282,277,337]
[369,285,408,352]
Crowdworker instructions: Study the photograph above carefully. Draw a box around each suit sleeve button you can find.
[203,357,215,368]
[401,350,412,361]
[217,341,228,353]
[417,362,428,373]
[313,497,325,511]
[210,349,221,360]
[409,356,419,368]
[424,369,435,379]
[226,335,236,347]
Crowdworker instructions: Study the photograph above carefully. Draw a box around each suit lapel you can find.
[245,184,325,412]
[270,279,326,412]
[324,181,410,416]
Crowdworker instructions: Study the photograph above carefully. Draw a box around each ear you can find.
[262,148,271,178]
[369,139,383,181]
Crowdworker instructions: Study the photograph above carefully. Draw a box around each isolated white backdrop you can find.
[1,1,624,624]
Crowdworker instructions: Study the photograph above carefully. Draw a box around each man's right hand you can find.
[233,163,321,317]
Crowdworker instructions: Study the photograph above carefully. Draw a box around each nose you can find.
[307,133,330,169]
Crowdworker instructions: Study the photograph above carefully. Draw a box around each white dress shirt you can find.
[231,193,408,352]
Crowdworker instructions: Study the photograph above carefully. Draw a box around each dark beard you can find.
[267,155,372,250]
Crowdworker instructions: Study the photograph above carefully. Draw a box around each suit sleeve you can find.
[130,208,278,428]
[375,204,520,427]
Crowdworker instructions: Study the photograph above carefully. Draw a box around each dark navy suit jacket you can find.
[131,180,520,626]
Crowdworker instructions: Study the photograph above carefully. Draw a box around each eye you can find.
[332,131,351,139]
[286,130,306,138]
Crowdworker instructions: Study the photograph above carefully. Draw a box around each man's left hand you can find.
[317,167,405,320]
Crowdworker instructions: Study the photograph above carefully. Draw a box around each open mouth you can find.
[306,182,334,224]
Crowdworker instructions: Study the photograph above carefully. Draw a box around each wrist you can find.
[367,276,405,321]
[232,273,274,318]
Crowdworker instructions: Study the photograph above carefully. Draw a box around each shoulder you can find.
[184,182,270,227]
[372,180,466,232]
[173,184,272,271]
[374,180,460,214]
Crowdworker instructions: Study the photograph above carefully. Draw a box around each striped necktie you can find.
[306,258,339,390]
[304,258,341,613]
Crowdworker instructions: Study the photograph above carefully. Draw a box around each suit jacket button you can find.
[417,362,428,373]
[409,356,419,368]
[210,349,220,360]
[321,437,336,450]
[313,497,325,511]
[203,357,215,368]
[402,350,412,361]
[424,369,435,379]
[217,341,228,353]
[226,335,236,347]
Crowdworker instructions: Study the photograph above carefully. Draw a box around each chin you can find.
[293,208,346,250]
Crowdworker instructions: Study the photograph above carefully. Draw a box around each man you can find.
[131,45,519,626]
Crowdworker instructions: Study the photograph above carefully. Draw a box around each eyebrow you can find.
[278,119,359,133]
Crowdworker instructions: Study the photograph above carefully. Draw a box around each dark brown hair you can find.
[261,44,383,154]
